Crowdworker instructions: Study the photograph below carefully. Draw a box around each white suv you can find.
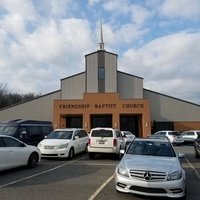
[154,130,184,145]
[181,130,200,143]
[88,127,124,159]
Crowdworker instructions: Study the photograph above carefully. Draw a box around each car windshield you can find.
[46,131,73,139]
[0,125,17,135]
[155,132,166,136]
[123,132,133,137]
[126,140,176,157]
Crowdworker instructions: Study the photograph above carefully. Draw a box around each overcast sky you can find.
[0,0,200,104]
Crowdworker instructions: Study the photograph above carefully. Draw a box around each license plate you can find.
[98,140,105,144]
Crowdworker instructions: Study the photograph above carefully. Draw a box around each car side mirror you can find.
[178,153,185,158]
[120,149,125,155]
[74,136,79,140]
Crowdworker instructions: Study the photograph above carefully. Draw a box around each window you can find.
[79,130,88,138]
[91,130,113,137]
[169,131,181,136]
[41,126,53,136]
[27,126,42,136]
[4,137,22,147]
[127,141,176,157]
[0,138,6,147]
[156,132,166,136]
[0,126,17,135]
[98,67,105,80]
[116,131,122,138]
[47,131,73,139]
[186,132,195,136]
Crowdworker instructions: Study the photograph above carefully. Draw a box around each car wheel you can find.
[88,152,95,159]
[85,144,88,153]
[195,149,200,158]
[27,152,39,168]
[116,147,122,160]
[68,148,74,160]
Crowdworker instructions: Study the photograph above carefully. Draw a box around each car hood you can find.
[39,139,71,146]
[121,154,181,173]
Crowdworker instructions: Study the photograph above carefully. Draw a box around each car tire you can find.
[27,152,39,168]
[195,149,200,158]
[116,146,122,160]
[88,152,95,159]
[68,148,74,160]
[85,144,88,153]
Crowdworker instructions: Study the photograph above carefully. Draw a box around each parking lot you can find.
[0,144,199,200]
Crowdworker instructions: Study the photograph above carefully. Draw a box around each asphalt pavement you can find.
[0,144,199,200]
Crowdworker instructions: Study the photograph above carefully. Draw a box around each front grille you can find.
[130,170,166,181]
[44,146,55,150]
[130,185,167,194]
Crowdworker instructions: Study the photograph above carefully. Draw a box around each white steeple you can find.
[99,21,104,50]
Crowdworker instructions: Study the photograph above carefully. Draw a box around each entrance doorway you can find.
[66,115,83,128]
[91,114,112,128]
[120,114,140,137]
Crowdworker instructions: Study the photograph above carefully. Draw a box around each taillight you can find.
[88,138,91,146]
[113,138,117,147]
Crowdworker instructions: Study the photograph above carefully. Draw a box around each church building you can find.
[1,26,200,137]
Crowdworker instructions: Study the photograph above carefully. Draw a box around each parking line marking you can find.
[0,156,87,188]
[88,173,115,200]
[185,157,200,179]
[71,162,117,166]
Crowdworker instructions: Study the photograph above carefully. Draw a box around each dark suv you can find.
[194,134,200,158]
[0,119,53,146]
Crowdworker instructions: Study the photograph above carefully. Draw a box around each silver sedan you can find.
[115,138,186,199]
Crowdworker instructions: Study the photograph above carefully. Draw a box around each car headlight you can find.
[37,143,42,148]
[57,143,68,149]
[117,166,129,177]
[167,170,182,181]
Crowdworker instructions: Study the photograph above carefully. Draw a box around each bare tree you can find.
[0,83,8,108]
[0,83,41,109]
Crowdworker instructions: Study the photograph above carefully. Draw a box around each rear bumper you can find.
[88,146,118,154]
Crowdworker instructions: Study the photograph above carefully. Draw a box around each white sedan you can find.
[0,135,41,171]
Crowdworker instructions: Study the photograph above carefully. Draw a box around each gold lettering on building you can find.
[59,103,144,110]
[94,104,116,109]
[59,104,90,109]
[122,104,144,108]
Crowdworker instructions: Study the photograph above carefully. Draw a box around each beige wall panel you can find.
[61,73,85,99]
[144,89,200,121]
[174,121,200,131]
[118,72,143,99]
[86,54,98,92]
[105,53,117,92]
[0,91,60,122]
